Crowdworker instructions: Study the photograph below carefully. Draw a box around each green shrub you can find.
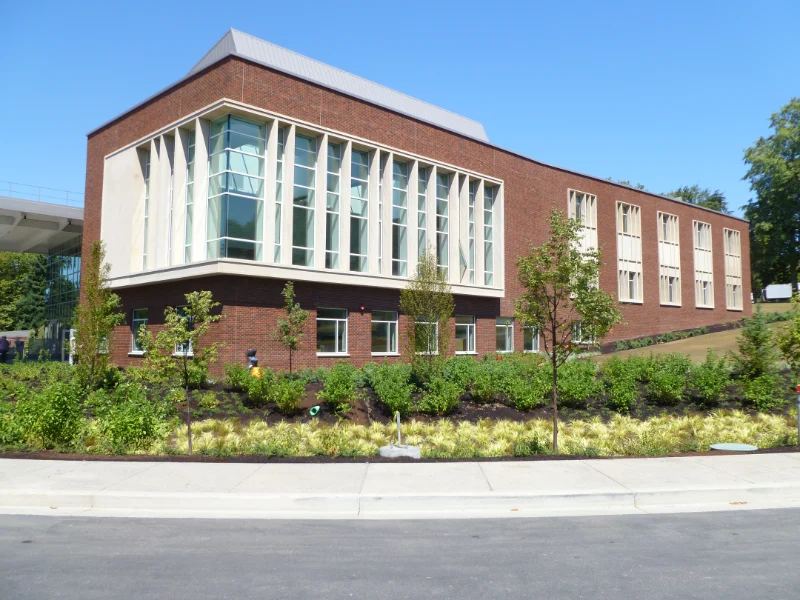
[507,371,549,411]
[223,363,250,391]
[15,382,84,449]
[557,360,601,409]
[743,374,783,411]
[247,368,276,406]
[419,377,461,415]
[0,400,25,446]
[297,366,330,385]
[441,355,480,390]
[196,390,220,412]
[370,363,414,417]
[645,354,691,405]
[274,378,305,415]
[730,306,779,379]
[689,351,730,406]
[513,431,547,456]
[95,382,168,452]
[187,359,208,389]
[601,356,638,413]
[615,341,630,351]
[471,367,498,403]
[317,362,358,415]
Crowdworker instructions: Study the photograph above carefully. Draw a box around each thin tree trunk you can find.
[185,353,192,455]
[551,352,559,453]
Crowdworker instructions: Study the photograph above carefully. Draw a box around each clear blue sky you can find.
[3,0,798,216]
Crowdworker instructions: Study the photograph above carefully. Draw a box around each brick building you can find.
[84,29,751,372]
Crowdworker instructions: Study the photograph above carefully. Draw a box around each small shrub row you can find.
[614,327,710,351]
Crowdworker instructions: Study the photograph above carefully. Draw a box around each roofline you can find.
[86,50,747,226]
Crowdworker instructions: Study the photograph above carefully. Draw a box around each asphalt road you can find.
[1,510,799,600]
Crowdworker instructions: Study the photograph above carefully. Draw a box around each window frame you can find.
[414,320,439,355]
[371,310,399,356]
[616,201,643,303]
[657,211,681,307]
[316,307,348,356]
[455,315,476,354]
[523,326,540,353]
[172,306,194,357]
[693,220,714,308]
[131,308,148,354]
[495,317,514,353]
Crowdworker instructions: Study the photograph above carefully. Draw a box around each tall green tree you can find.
[399,250,455,378]
[514,208,621,452]
[667,185,730,214]
[270,281,309,374]
[73,241,125,389]
[138,290,222,455]
[744,98,800,291]
[0,252,47,331]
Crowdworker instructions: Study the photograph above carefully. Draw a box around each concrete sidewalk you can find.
[2,453,800,520]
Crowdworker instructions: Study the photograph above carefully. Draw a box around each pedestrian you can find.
[15,338,25,362]
[0,335,9,364]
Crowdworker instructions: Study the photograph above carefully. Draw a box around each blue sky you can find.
[2,0,798,216]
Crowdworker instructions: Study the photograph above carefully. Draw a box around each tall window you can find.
[207,115,266,261]
[317,308,347,354]
[274,127,285,262]
[524,326,540,352]
[166,155,174,266]
[484,186,495,286]
[392,161,409,276]
[569,190,597,253]
[724,228,743,310]
[436,172,450,276]
[455,316,476,354]
[131,308,148,353]
[350,149,369,272]
[467,181,476,283]
[496,317,513,353]
[417,167,428,259]
[657,212,681,305]
[326,142,342,269]
[616,202,642,302]
[378,155,386,272]
[141,149,150,270]
[371,310,398,354]
[292,134,317,267]
[184,130,195,263]
[693,221,714,308]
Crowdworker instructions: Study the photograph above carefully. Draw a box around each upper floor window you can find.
[207,115,266,261]
[274,127,285,262]
[657,212,681,306]
[693,221,714,308]
[350,149,370,272]
[184,130,196,264]
[484,186,496,286]
[436,172,450,276]
[724,228,743,310]
[417,167,428,259]
[392,161,409,276]
[616,202,642,303]
[141,148,151,270]
[467,182,477,284]
[325,142,342,269]
[292,133,317,267]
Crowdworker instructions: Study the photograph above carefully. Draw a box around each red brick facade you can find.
[85,56,752,373]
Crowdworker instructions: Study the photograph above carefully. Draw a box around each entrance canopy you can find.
[0,196,83,254]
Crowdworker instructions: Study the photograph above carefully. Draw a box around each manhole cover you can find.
[710,443,758,452]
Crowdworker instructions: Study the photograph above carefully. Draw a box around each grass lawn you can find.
[756,302,793,314]
[597,322,783,364]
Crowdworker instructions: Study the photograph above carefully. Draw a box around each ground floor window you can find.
[371,310,398,354]
[523,326,539,352]
[317,308,348,354]
[131,309,148,353]
[496,317,513,353]
[173,307,193,356]
[572,321,595,346]
[415,321,438,355]
[455,316,475,354]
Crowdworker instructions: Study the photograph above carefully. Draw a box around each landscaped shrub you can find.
[0,400,25,446]
[274,378,305,415]
[196,390,220,413]
[370,363,414,417]
[187,359,209,389]
[601,356,638,413]
[730,306,780,379]
[223,363,250,391]
[471,366,498,403]
[507,372,549,411]
[441,355,480,391]
[689,351,730,406]
[419,377,462,415]
[297,366,330,385]
[645,354,691,405]
[94,381,170,452]
[14,382,83,449]
[317,362,358,415]
[743,374,783,411]
[247,368,276,406]
[557,359,601,409]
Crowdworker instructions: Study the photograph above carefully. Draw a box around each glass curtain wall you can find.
[207,116,266,261]
[484,186,495,285]
[325,142,342,269]
[184,130,195,263]
[142,150,150,269]
[274,128,285,262]
[435,172,449,275]
[350,149,369,271]
[292,134,317,266]
[392,161,408,276]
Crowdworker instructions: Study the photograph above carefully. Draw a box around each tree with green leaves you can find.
[0,252,47,331]
[667,185,730,214]
[399,250,455,377]
[729,304,779,380]
[777,295,800,382]
[73,241,125,389]
[514,208,621,452]
[744,98,800,291]
[137,290,222,455]
[270,281,308,374]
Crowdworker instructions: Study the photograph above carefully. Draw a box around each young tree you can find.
[399,250,455,378]
[514,208,621,452]
[0,252,48,331]
[729,303,779,379]
[270,281,308,374]
[744,98,800,290]
[778,295,800,382]
[73,241,125,389]
[137,290,222,455]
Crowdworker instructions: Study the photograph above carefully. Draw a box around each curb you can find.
[3,484,800,520]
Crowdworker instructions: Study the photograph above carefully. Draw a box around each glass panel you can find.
[228,132,265,156]
[327,173,340,194]
[292,248,313,266]
[227,174,263,198]
[372,322,388,353]
[226,195,259,241]
[225,239,259,261]
[350,198,368,217]
[496,327,508,352]
[318,308,347,319]
[292,206,314,250]
[228,117,264,139]
[373,310,397,322]
[326,213,339,251]
[228,152,265,176]
[317,320,337,353]
[293,185,315,207]
[294,165,316,190]
[336,319,347,353]
[351,180,369,200]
